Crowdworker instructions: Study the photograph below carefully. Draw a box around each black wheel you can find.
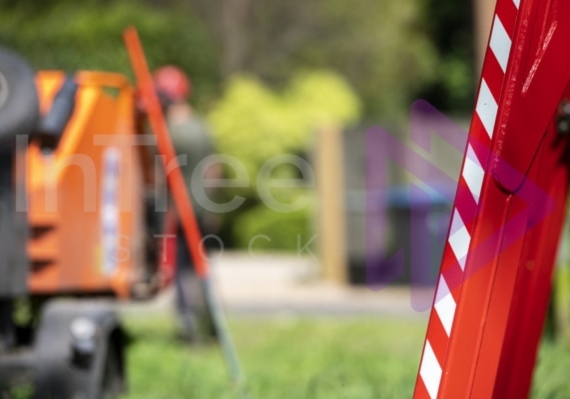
[0,46,39,146]
[98,342,123,399]
[34,301,126,399]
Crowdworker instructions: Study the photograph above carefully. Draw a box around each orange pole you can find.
[123,27,208,279]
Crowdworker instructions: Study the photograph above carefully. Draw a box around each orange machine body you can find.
[27,71,150,299]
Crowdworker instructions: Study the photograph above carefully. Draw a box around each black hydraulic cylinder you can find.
[37,75,78,147]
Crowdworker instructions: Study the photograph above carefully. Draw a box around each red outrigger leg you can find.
[414,0,570,398]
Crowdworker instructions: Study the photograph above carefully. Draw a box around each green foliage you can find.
[0,0,473,248]
[0,0,472,118]
[208,71,360,250]
[234,205,314,252]
[287,71,362,130]
[0,1,220,108]
[532,341,570,398]
[208,77,296,184]
[242,0,438,121]
[208,71,359,182]
[321,0,438,120]
[7,384,34,399]
[419,0,476,113]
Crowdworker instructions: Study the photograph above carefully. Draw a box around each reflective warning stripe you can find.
[415,0,520,397]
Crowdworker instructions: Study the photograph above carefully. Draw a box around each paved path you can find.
[120,252,432,319]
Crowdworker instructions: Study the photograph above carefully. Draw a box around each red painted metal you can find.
[414,0,570,397]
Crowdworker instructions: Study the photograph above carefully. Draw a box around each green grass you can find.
[120,314,570,399]
[533,339,570,399]
[120,315,427,399]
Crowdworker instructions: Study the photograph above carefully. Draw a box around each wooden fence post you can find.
[315,126,347,284]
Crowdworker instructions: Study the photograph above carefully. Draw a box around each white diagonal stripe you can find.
[465,144,482,168]
[476,80,498,138]
[489,16,511,72]
[435,274,451,302]
[449,209,464,237]
[462,145,485,201]
[449,216,471,270]
[513,0,520,9]
[420,342,442,399]
[434,277,456,336]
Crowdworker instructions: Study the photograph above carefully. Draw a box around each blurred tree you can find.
[0,0,221,109]
[188,0,438,121]
[0,0,475,252]
[208,71,361,193]
[0,0,469,119]
[417,0,476,114]
[207,71,361,250]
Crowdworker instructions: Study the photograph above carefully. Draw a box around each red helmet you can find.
[152,65,191,102]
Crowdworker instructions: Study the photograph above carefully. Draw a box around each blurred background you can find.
[0,0,476,254]
[2,0,570,398]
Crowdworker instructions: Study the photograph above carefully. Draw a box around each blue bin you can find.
[366,183,455,287]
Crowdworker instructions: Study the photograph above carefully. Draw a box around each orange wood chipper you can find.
[0,28,238,398]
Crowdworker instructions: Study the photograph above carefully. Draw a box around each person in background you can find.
[153,65,221,341]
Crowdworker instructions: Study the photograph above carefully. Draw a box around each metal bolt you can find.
[557,100,570,135]
[70,317,97,342]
